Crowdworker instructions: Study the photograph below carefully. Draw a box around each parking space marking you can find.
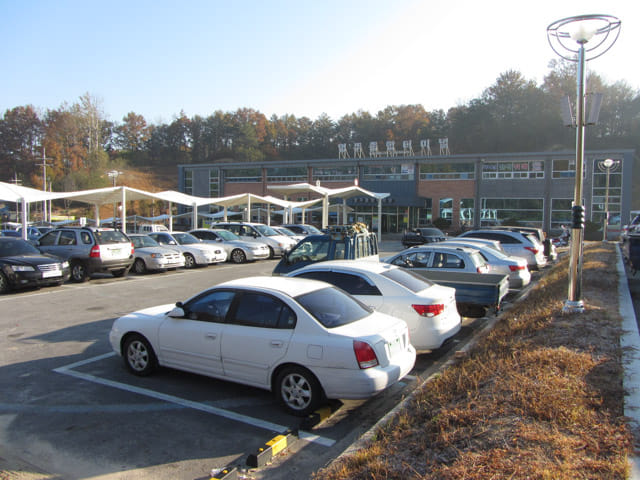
[53,353,336,446]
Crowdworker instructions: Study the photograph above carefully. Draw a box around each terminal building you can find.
[178,143,634,237]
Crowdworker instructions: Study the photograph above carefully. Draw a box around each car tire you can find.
[268,246,275,259]
[183,253,196,269]
[133,258,147,274]
[0,272,10,294]
[70,261,89,282]
[123,334,157,376]
[112,268,128,278]
[275,366,324,416]
[230,249,246,264]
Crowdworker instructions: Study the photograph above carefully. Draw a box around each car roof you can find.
[219,275,329,296]
[293,259,396,275]
[405,244,478,253]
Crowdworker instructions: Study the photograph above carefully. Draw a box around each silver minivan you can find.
[214,222,297,258]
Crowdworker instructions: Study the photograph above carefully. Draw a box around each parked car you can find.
[213,222,297,258]
[37,226,134,282]
[385,244,490,274]
[483,226,557,262]
[401,227,447,248]
[273,226,305,243]
[458,230,547,269]
[109,276,416,416]
[188,228,270,263]
[128,234,185,274]
[286,260,461,351]
[439,239,530,289]
[148,231,227,268]
[0,237,70,293]
[281,224,323,236]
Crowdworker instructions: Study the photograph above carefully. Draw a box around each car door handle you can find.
[270,340,283,348]
[205,333,217,340]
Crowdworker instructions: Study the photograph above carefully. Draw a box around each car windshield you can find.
[94,230,130,244]
[173,233,201,245]
[381,267,435,293]
[215,230,239,241]
[0,239,41,257]
[254,224,280,236]
[417,228,444,236]
[131,235,159,248]
[304,225,323,234]
[295,286,371,328]
[277,228,296,237]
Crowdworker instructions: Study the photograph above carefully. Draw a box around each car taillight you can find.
[353,340,379,369]
[130,242,135,255]
[509,264,526,271]
[477,264,489,273]
[89,245,100,258]
[412,304,445,317]
[524,246,539,254]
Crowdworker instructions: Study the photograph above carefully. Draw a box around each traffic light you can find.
[571,205,585,230]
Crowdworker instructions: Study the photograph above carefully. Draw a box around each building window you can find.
[482,160,544,179]
[209,168,219,197]
[591,158,622,226]
[184,170,193,195]
[439,198,453,221]
[224,167,262,183]
[420,163,475,180]
[480,198,543,227]
[551,198,573,231]
[266,167,307,183]
[362,164,414,181]
[552,159,576,178]
[312,166,357,182]
[460,198,474,226]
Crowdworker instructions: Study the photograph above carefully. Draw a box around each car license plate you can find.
[42,270,62,278]
[387,336,403,357]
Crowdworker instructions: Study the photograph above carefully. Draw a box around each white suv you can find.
[214,222,297,258]
[459,229,547,269]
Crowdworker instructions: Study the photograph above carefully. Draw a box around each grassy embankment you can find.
[315,242,634,479]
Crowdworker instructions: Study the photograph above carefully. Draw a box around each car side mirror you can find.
[168,302,185,318]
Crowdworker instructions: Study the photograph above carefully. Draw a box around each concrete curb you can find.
[617,246,640,479]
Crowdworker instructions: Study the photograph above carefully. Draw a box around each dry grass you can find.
[314,243,633,479]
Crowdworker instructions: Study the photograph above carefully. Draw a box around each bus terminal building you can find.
[178,148,635,236]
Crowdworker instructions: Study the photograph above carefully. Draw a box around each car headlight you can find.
[11,265,35,272]
[150,253,161,258]
[61,261,69,268]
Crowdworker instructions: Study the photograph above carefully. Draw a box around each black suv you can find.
[37,227,134,282]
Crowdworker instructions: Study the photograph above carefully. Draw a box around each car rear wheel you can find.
[183,253,196,269]
[0,272,9,294]
[123,334,157,376]
[133,258,147,274]
[70,261,89,282]
[230,248,246,264]
[275,366,324,416]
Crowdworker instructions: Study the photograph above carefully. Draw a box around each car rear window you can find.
[295,286,371,328]
[381,267,435,293]
[469,251,487,267]
[94,230,130,244]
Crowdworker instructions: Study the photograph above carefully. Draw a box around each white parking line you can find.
[53,353,336,446]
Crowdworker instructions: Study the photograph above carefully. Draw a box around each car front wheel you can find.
[123,334,157,376]
[183,253,196,269]
[132,258,147,274]
[275,366,324,416]
[230,249,246,264]
[0,272,10,294]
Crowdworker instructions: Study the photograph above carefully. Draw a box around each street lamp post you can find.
[598,158,619,241]
[107,170,123,229]
[547,14,621,314]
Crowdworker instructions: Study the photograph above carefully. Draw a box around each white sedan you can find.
[109,276,416,416]
[148,231,227,268]
[286,260,462,351]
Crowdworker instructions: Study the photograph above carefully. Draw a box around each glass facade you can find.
[266,167,307,183]
[312,166,357,182]
[184,169,193,195]
[420,163,475,180]
[209,168,220,197]
[482,160,544,179]
[480,198,544,227]
[591,159,622,226]
[362,164,414,180]
[225,167,262,183]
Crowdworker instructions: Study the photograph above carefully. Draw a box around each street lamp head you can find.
[569,22,597,44]
[602,158,615,169]
[547,14,621,61]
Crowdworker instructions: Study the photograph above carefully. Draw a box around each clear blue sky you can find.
[1,0,638,125]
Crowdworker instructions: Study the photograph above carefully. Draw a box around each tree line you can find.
[1,60,638,193]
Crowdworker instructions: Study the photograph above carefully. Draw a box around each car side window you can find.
[185,290,235,323]
[38,231,59,246]
[407,251,430,267]
[444,253,464,268]
[80,232,92,244]
[230,293,296,329]
[59,231,77,246]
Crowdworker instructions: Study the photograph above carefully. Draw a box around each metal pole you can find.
[603,166,610,241]
[564,42,586,313]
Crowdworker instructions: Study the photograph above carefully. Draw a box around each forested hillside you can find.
[1,61,638,195]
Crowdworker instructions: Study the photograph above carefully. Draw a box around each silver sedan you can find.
[129,234,185,273]
[189,229,270,263]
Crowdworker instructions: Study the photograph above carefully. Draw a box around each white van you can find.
[137,224,169,234]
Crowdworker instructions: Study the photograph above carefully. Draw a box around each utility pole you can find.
[36,148,53,223]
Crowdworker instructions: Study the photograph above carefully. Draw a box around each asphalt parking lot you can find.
[0,249,521,480]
